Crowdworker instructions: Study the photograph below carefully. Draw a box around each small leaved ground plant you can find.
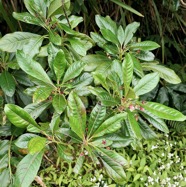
[0,0,185,186]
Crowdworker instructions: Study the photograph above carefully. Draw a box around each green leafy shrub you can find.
[0,0,185,186]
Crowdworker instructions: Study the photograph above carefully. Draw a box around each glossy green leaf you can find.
[60,15,83,29]
[139,110,169,133]
[14,70,34,87]
[68,92,86,139]
[15,151,44,187]
[73,154,85,174]
[72,73,93,88]
[117,25,125,46]
[49,30,61,45]
[105,134,134,148]
[22,35,44,57]
[139,101,186,121]
[100,28,119,45]
[0,71,16,97]
[95,147,127,184]
[138,117,157,139]
[15,133,38,149]
[57,144,73,162]
[90,32,107,48]
[53,50,67,82]
[142,63,181,84]
[132,54,144,78]
[63,61,85,83]
[123,22,140,46]
[13,12,42,26]
[24,101,51,119]
[33,86,53,103]
[4,104,40,129]
[134,72,159,96]
[49,112,61,133]
[83,54,112,72]
[95,15,117,34]
[0,32,41,52]
[110,0,144,17]
[92,113,127,138]
[88,103,106,137]
[28,137,46,154]
[126,111,142,139]
[24,0,47,18]
[68,37,93,56]
[52,94,67,114]
[0,169,10,187]
[122,53,134,96]
[91,138,113,147]
[96,91,119,106]
[129,41,160,51]
[16,50,55,88]
[48,0,70,18]
[135,51,155,61]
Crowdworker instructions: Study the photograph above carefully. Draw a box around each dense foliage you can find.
[0,0,185,186]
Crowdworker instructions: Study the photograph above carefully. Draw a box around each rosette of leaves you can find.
[86,15,186,141]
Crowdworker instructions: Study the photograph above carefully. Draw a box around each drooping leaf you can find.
[129,41,160,51]
[33,86,53,103]
[0,71,16,97]
[4,104,40,129]
[142,63,181,84]
[16,50,55,88]
[122,53,134,96]
[88,103,106,137]
[95,147,127,184]
[68,91,86,139]
[52,94,67,114]
[92,113,127,138]
[63,61,85,83]
[126,110,142,139]
[53,50,67,82]
[28,137,46,154]
[15,151,44,187]
[138,101,186,121]
[0,32,41,52]
[134,72,159,96]
[15,133,38,149]
[110,0,144,17]
[123,22,140,46]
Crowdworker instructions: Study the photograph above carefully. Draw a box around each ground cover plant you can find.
[0,0,186,186]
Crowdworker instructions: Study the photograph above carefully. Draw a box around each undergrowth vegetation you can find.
[0,0,185,186]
